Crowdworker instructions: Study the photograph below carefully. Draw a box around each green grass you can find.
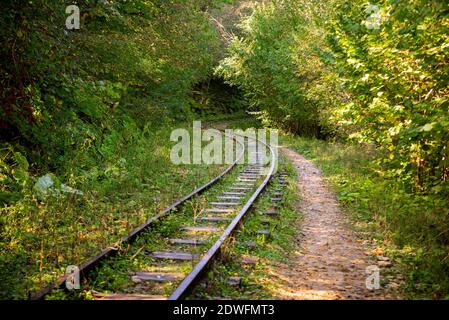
[0,122,228,299]
[280,134,449,300]
[49,160,251,299]
[190,155,300,299]
[45,140,276,300]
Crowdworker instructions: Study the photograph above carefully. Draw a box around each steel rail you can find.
[169,133,276,300]
[30,131,245,300]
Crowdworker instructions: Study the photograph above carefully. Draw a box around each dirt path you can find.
[268,147,395,300]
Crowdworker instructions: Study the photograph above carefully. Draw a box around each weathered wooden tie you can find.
[233,184,253,188]
[168,239,206,245]
[262,208,278,216]
[205,208,235,213]
[130,272,183,282]
[209,202,240,206]
[222,192,246,196]
[238,178,257,182]
[147,251,200,260]
[200,216,233,222]
[180,226,221,231]
[217,196,242,200]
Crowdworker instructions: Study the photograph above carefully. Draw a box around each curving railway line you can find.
[32,130,288,300]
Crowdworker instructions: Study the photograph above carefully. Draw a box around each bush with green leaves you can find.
[0,0,234,299]
[328,0,449,193]
[0,0,228,197]
[218,0,449,298]
[216,0,341,136]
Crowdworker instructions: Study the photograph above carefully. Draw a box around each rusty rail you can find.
[30,131,245,300]
[168,133,276,300]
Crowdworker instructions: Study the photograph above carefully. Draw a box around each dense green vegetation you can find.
[193,156,299,299]
[0,0,242,299]
[219,0,449,298]
[1,0,225,168]
[219,0,449,192]
[217,0,340,136]
[329,0,448,194]
[1,0,448,299]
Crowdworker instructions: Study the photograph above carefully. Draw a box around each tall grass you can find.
[0,122,225,299]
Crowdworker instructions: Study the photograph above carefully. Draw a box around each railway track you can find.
[33,131,289,300]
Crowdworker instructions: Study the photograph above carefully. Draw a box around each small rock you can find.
[387,282,400,289]
[227,276,242,286]
[257,230,271,236]
[131,276,142,284]
[241,256,259,265]
[377,256,390,262]
[243,241,257,249]
[378,261,392,267]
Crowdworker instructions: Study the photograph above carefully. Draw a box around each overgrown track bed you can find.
[39,132,280,300]
[191,155,296,300]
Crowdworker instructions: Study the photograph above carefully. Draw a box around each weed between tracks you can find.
[1,123,230,300]
[47,145,267,299]
[190,155,300,299]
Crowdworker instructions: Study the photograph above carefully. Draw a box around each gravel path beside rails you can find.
[268,147,399,300]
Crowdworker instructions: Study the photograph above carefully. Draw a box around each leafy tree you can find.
[329,0,449,192]
[216,0,341,136]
